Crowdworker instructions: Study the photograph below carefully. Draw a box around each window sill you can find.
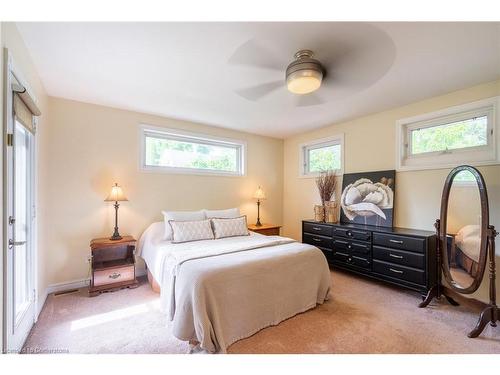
[396,160,500,173]
[140,165,245,177]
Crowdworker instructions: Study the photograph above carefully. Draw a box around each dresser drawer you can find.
[373,246,425,269]
[351,255,371,269]
[334,227,371,241]
[93,265,135,287]
[333,251,371,270]
[373,260,425,285]
[303,233,332,249]
[373,233,425,253]
[332,250,350,263]
[303,222,333,237]
[333,238,371,256]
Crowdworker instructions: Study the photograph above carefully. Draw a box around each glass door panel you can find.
[14,121,32,326]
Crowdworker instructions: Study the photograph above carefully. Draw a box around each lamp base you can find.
[110,226,122,241]
[256,200,262,227]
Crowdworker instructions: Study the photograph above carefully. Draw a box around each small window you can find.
[397,97,499,171]
[140,125,245,176]
[299,135,344,177]
[410,115,488,155]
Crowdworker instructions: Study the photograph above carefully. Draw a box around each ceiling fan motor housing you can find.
[286,50,324,94]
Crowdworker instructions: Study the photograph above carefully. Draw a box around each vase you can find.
[314,205,326,222]
[325,200,339,223]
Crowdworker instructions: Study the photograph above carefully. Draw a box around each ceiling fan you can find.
[228,25,396,107]
[231,46,328,106]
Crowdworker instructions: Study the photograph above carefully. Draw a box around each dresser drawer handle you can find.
[389,239,404,244]
[389,268,403,274]
[347,231,353,237]
[312,238,322,242]
[312,227,322,231]
[109,272,121,279]
[389,253,403,259]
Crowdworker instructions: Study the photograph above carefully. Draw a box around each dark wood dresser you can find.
[302,220,437,295]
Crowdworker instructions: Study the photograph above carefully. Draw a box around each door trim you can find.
[3,48,39,353]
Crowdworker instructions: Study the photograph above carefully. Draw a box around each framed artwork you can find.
[340,170,395,228]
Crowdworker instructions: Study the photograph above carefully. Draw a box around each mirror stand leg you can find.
[419,285,438,308]
[444,294,460,306]
[469,226,499,338]
[419,285,460,308]
[468,305,498,338]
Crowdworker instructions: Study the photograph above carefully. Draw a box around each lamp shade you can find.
[105,183,128,202]
[253,186,266,200]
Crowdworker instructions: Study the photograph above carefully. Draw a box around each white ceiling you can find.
[16,22,500,138]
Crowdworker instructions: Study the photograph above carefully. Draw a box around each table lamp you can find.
[253,186,266,227]
[105,182,128,240]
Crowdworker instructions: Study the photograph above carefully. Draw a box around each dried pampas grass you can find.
[316,170,337,207]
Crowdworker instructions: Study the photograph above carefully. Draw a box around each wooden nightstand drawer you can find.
[94,264,135,287]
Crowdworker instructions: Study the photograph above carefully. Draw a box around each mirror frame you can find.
[439,165,489,294]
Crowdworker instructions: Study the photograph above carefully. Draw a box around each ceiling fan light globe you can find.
[286,70,322,95]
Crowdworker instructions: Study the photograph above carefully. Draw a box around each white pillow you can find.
[204,207,240,219]
[136,221,164,257]
[169,219,214,244]
[211,216,249,239]
[162,210,206,240]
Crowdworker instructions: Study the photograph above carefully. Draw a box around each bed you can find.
[137,221,331,353]
[447,225,481,277]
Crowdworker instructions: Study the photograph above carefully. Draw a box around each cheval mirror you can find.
[420,165,498,338]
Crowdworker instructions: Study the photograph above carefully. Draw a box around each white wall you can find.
[42,97,284,285]
[282,79,500,303]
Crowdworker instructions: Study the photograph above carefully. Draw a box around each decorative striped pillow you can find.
[169,219,214,243]
[211,216,249,239]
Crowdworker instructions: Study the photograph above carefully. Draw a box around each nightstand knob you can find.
[109,272,121,279]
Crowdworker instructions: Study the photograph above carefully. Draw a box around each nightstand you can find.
[89,236,138,297]
[248,224,281,236]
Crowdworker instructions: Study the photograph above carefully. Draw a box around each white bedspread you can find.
[138,223,331,353]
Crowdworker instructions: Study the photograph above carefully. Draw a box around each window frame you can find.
[299,134,344,178]
[139,124,246,177]
[396,96,500,172]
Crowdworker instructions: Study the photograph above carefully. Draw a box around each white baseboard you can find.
[46,278,91,295]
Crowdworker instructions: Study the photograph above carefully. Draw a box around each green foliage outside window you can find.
[145,136,237,172]
[308,144,341,173]
[411,116,488,155]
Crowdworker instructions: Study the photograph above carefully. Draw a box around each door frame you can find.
[3,48,39,353]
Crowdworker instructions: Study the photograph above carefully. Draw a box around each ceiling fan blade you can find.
[235,81,283,101]
[228,39,286,71]
[319,34,395,92]
[295,94,326,107]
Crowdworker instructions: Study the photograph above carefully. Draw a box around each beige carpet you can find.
[24,270,500,354]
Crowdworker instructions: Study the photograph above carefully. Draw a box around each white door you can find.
[5,88,37,352]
